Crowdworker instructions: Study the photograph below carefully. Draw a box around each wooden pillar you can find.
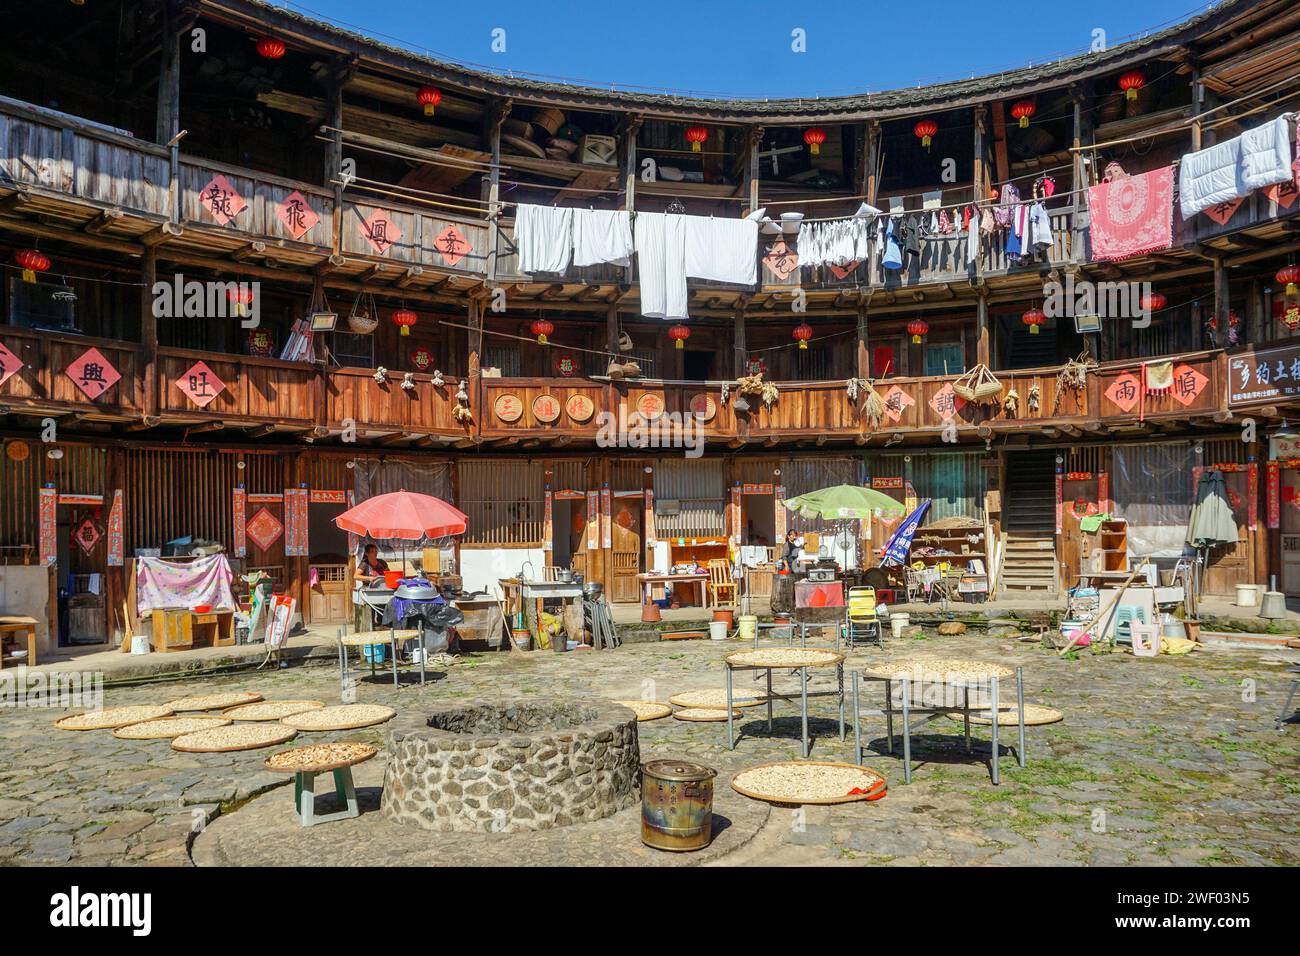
[141,248,158,417]
[855,305,870,379]
[976,291,990,368]
[1190,59,1204,152]
[467,296,484,424]
[155,1,184,146]
[105,446,126,647]
[733,307,747,377]
[324,67,346,257]
[972,106,987,204]
[864,121,881,205]
[1213,255,1229,341]
[482,98,510,284]
[1070,82,1094,264]
[744,126,763,216]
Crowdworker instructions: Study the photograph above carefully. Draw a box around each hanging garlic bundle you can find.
[1028,383,1041,413]
[373,366,388,384]
[400,372,416,391]
[1003,388,1020,417]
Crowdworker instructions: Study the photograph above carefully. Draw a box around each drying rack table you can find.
[724,647,845,758]
[851,658,1026,784]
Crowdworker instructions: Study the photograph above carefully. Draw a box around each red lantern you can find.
[1022,307,1046,335]
[1276,265,1300,296]
[530,318,554,345]
[410,346,433,371]
[1119,71,1145,101]
[226,286,254,318]
[907,319,929,344]
[792,322,813,350]
[1010,101,1036,129]
[416,87,442,118]
[14,248,49,283]
[1139,291,1167,313]
[803,127,826,157]
[392,308,418,337]
[685,126,708,153]
[256,38,286,60]
[668,324,690,350]
[913,120,938,149]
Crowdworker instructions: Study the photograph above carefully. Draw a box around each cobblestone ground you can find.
[2,633,1297,866]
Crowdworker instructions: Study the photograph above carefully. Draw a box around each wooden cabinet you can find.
[150,609,234,653]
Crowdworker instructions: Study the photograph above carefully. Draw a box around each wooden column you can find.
[1190,59,1204,152]
[606,302,620,360]
[976,291,990,368]
[105,446,126,647]
[155,1,185,146]
[864,121,881,205]
[1213,255,1229,340]
[482,98,510,284]
[1070,82,1094,264]
[855,305,870,379]
[141,248,158,418]
[467,296,484,425]
[744,126,764,215]
[733,307,747,377]
[972,106,987,203]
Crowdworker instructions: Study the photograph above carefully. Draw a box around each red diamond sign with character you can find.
[65,347,121,400]
[175,361,227,408]
[199,174,247,226]
[275,190,321,240]
[359,208,402,256]
[881,385,915,424]
[74,518,101,555]
[1104,372,1142,413]
[1171,363,1208,407]
[245,507,284,552]
[0,340,22,387]
[928,383,967,422]
[433,225,471,267]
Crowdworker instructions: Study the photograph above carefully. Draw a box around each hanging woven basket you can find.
[952,364,1003,404]
[348,290,379,334]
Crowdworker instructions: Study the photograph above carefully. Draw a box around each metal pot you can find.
[641,759,717,852]
[556,569,574,583]
[582,581,604,599]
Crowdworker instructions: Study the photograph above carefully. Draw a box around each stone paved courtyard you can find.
[1,631,1297,867]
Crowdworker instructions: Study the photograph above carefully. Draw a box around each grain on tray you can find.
[281,704,395,731]
[264,742,377,773]
[171,723,297,753]
[860,657,1014,682]
[732,762,885,804]
[112,716,232,739]
[54,705,174,731]
[672,707,741,721]
[725,648,842,669]
[164,691,263,712]
[222,700,325,721]
[668,688,768,709]
[612,700,673,721]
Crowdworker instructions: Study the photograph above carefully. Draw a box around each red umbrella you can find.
[333,490,467,540]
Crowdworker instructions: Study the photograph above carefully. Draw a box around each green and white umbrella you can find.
[782,484,907,521]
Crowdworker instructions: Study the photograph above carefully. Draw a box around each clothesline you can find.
[436,319,655,365]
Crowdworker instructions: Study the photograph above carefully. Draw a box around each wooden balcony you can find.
[0,327,145,421]
[325,367,469,441]
[155,347,317,430]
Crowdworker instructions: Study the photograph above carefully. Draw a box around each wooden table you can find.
[637,573,708,608]
[0,616,38,668]
[150,608,235,653]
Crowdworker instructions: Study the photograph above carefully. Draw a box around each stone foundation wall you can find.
[380,699,640,832]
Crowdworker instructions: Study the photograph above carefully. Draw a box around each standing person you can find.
[779,529,802,570]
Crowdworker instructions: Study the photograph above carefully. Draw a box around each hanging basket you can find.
[348,290,379,335]
[952,364,1003,404]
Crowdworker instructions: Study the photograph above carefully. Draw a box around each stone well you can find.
[379,698,640,832]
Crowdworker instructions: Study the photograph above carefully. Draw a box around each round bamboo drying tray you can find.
[612,700,673,721]
[672,707,742,722]
[171,723,297,753]
[281,704,396,732]
[223,700,326,721]
[668,688,769,709]
[264,742,378,774]
[339,630,418,647]
[112,716,232,739]
[860,658,1014,683]
[55,705,175,731]
[731,760,887,805]
[164,691,263,712]
[950,704,1063,726]
[725,648,844,670]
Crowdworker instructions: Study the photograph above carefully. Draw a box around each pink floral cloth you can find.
[1087,165,1174,261]
[135,554,236,616]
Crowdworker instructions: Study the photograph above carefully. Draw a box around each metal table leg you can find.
[963,685,971,753]
[1016,666,1026,768]
[838,663,845,741]
[901,678,912,785]
[990,676,1000,785]
[852,671,862,766]
[1279,679,1299,730]
[725,665,735,750]
[389,626,398,688]
[766,669,773,733]
[885,679,894,754]
[800,666,809,758]
[418,620,427,686]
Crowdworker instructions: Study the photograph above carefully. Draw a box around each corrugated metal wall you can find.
[862,451,986,522]
[654,459,725,537]
[459,460,543,545]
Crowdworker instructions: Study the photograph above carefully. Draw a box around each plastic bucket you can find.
[510,629,531,652]
[890,613,910,638]
[712,608,734,628]
[737,615,757,642]
[709,621,728,641]
[362,642,388,663]
[1235,584,1260,607]
[1061,620,1091,647]
[129,635,151,655]
[383,570,402,589]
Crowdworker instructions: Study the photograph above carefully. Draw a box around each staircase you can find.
[1000,450,1059,594]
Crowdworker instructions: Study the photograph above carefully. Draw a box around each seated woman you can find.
[356,543,389,585]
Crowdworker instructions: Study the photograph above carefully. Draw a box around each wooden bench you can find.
[0,616,38,668]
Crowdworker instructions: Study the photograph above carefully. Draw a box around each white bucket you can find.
[1235,584,1260,607]
[890,613,910,638]
[129,635,151,655]
[737,615,757,642]
[709,620,728,641]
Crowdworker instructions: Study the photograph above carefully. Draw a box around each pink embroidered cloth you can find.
[136,554,236,616]
[1087,165,1174,261]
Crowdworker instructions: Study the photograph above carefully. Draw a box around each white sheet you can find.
[683,216,758,285]
[1240,115,1294,193]
[514,204,573,274]
[572,209,633,268]
[1179,114,1295,217]
[634,212,689,320]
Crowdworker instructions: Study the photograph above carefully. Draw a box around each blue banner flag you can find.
[880,500,931,567]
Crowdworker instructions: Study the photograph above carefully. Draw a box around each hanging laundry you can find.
[1029,203,1053,253]
[797,217,872,268]
[634,211,688,320]
[994,182,1020,228]
[1180,113,1295,217]
[515,204,573,273]
[1088,165,1174,261]
[881,217,903,270]
[683,216,759,285]
[965,206,981,266]
[572,209,633,268]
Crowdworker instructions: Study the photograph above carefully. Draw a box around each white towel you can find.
[684,217,758,285]
[635,212,689,320]
[965,207,980,265]
[572,209,633,268]
[514,204,572,273]
[1239,115,1294,193]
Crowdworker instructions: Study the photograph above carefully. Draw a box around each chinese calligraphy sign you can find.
[1229,345,1300,407]
[1104,371,1142,414]
[0,340,22,387]
[880,385,915,424]
[928,383,967,422]
[1202,196,1243,226]
[493,394,523,422]
[432,225,472,267]
[74,518,101,555]
[359,208,402,256]
[245,507,284,552]
[1169,362,1208,407]
[761,240,799,281]
[275,190,321,240]
[565,394,595,423]
[175,361,227,408]
[531,394,561,424]
[199,174,247,226]
[65,347,121,400]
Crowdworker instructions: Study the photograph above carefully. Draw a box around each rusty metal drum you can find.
[640,759,717,852]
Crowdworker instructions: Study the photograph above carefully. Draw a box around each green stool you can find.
[265,743,377,828]
[293,767,360,827]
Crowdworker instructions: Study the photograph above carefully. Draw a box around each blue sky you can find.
[270,0,1214,98]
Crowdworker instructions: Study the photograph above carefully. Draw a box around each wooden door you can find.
[610,497,643,603]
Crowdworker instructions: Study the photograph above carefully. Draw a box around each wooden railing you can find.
[155,347,317,427]
[178,157,334,249]
[325,367,468,437]
[0,326,145,418]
